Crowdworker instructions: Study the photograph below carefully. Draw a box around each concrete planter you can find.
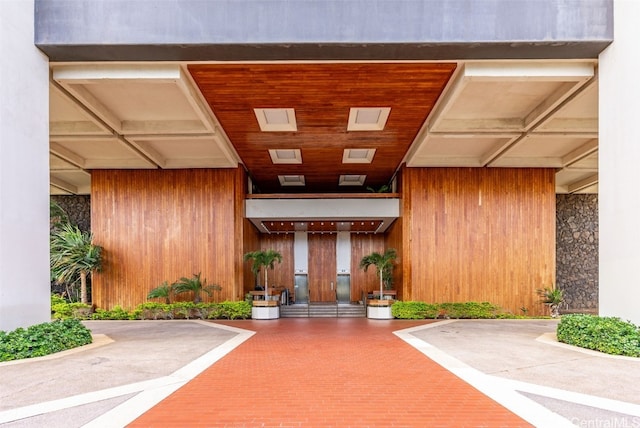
[251,300,280,320]
[366,300,394,319]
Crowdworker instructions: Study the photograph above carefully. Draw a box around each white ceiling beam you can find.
[121,120,208,135]
[535,118,598,134]
[50,176,78,194]
[464,62,594,82]
[179,66,241,166]
[424,64,468,132]
[436,118,524,132]
[52,64,182,83]
[562,139,599,166]
[480,135,523,166]
[126,140,167,168]
[57,83,122,132]
[523,81,583,131]
[49,120,110,136]
[568,173,599,193]
[490,157,564,168]
[50,142,86,168]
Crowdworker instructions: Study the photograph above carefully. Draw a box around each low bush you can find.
[392,301,503,319]
[0,319,92,362]
[210,301,251,320]
[392,301,438,319]
[557,314,640,357]
[438,302,501,319]
[91,305,132,320]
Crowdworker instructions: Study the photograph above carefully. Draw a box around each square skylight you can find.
[254,108,297,132]
[339,174,366,186]
[347,107,391,131]
[342,148,376,164]
[278,175,305,186]
[269,149,302,164]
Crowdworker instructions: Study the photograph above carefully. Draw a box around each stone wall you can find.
[51,195,91,232]
[556,194,598,312]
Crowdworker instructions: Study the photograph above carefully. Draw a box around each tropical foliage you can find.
[537,286,564,318]
[147,281,175,304]
[173,272,222,303]
[243,249,283,298]
[359,248,397,299]
[50,223,103,304]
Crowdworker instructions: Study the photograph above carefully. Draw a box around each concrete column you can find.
[0,1,51,331]
[599,0,640,325]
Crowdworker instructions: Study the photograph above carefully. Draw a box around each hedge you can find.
[557,314,640,357]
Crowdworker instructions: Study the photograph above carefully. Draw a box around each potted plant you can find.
[537,286,564,318]
[244,249,283,319]
[359,248,397,319]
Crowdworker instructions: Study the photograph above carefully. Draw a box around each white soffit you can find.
[52,65,215,135]
[278,175,305,186]
[269,149,302,164]
[427,61,595,134]
[254,108,297,132]
[246,198,400,233]
[347,107,390,131]
[342,148,375,163]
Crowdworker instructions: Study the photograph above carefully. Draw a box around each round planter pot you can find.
[251,301,280,319]
[367,303,393,319]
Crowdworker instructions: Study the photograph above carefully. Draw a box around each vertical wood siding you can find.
[401,167,556,316]
[258,233,295,295]
[385,219,405,300]
[91,169,246,309]
[350,234,386,301]
[308,234,337,302]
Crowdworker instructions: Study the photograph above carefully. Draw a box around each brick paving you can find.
[129,318,532,427]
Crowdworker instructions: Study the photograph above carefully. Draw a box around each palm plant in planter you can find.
[244,249,282,301]
[360,248,397,303]
[50,224,103,304]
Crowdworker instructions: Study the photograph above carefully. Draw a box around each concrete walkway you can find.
[0,319,638,427]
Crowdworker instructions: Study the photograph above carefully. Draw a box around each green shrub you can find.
[91,305,132,320]
[391,301,502,319]
[131,302,172,320]
[51,294,92,319]
[557,314,640,357]
[0,319,92,362]
[438,302,500,319]
[392,301,438,319]
[212,301,252,320]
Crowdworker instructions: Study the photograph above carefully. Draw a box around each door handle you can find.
[331,281,334,290]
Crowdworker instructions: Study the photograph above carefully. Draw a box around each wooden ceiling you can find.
[189,63,457,193]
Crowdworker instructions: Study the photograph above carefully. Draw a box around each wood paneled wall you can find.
[308,234,337,302]
[256,233,295,293]
[350,234,386,301]
[400,167,556,316]
[91,168,247,309]
[385,219,404,300]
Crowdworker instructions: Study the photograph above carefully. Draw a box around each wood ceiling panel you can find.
[189,63,456,193]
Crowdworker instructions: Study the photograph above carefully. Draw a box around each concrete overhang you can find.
[245,198,399,234]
